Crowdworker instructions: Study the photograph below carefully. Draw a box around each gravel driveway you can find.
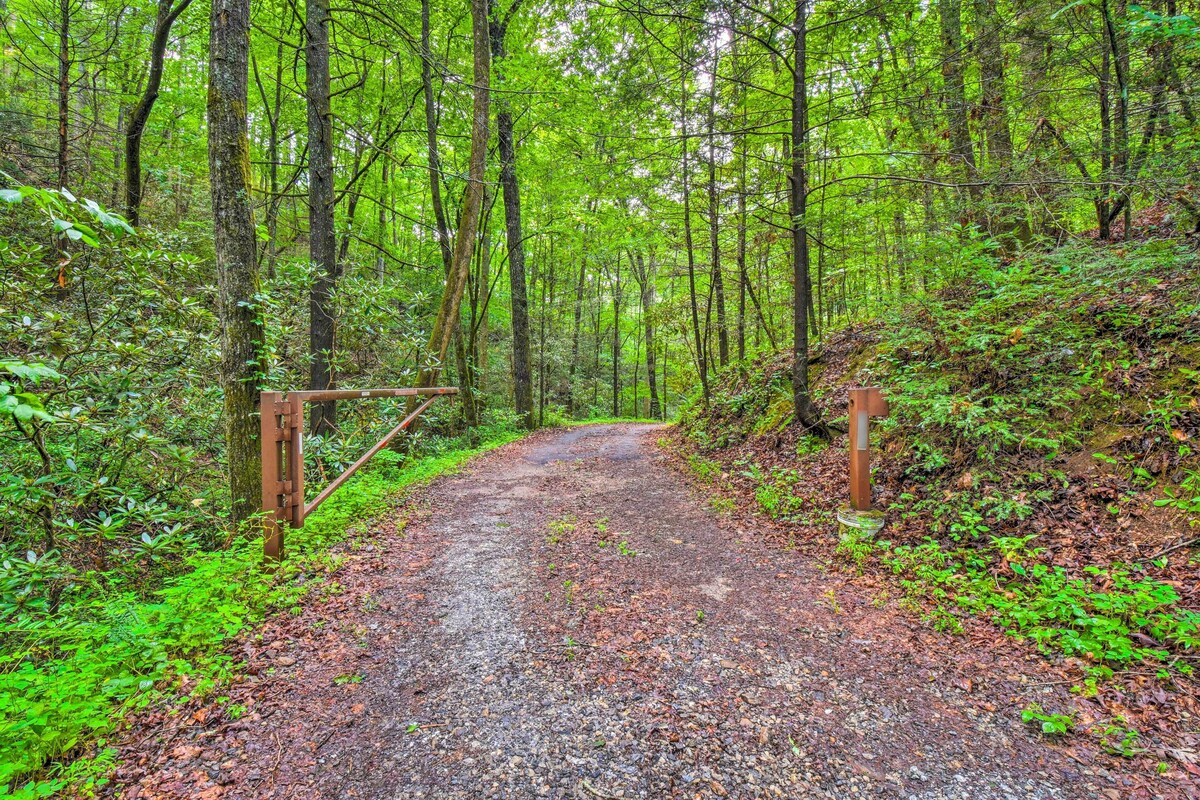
[112,424,1150,800]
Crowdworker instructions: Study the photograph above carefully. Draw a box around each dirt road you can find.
[114,424,1142,800]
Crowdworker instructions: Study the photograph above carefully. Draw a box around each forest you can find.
[1,0,1199,795]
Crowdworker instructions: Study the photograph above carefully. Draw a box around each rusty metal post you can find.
[255,386,456,562]
[287,393,305,529]
[848,386,889,511]
[260,391,287,560]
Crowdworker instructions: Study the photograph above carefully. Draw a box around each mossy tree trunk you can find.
[209,0,266,527]
[419,0,479,427]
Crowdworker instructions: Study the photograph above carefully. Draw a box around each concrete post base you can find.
[836,507,886,539]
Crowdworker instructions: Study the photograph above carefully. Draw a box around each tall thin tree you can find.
[490,0,534,429]
[706,40,728,368]
[306,0,337,433]
[416,0,491,389]
[789,0,822,431]
[124,0,193,224]
[420,0,480,426]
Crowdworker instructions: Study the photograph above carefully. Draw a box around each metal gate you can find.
[259,387,457,560]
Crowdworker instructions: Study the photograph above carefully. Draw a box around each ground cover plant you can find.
[671,234,1200,776]
[0,428,522,798]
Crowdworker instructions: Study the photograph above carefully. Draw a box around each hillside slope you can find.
[671,239,1200,782]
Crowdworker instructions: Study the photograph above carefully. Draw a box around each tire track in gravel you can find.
[113,424,1160,800]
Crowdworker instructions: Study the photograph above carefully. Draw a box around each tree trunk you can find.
[568,252,585,417]
[112,104,124,207]
[490,10,534,429]
[417,0,491,391]
[680,53,709,401]
[376,153,388,280]
[974,0,1012,172]
[610,259,622,418]
[538,239,554,426]
[125,0,192,224]
[475,188,492,390]
[973,0,1027,244]
[1101,0,1131,239]
[662,336,669,418]
[337,136,365,263]
[736,126,748,362]
[707,44,728,369]
[639,252,660,419]
[938,0,979,211]
[790,0,822,431]
[256,14,288,280]
[1098,39,1113,239]
[306,0,337,434]
[592,270,601,408]
[1164,0,1195,124]
[420,0,479,424]
[57,0,71,189]
[209,0,265,527]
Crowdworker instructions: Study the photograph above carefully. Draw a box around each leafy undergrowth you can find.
[670,238,1200,780]
[0,427,522,799]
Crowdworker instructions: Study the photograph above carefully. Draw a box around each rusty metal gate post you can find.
[838,386,891,540]
[258,386,457,562]
[259,391,303,560]
[847,386,890,511]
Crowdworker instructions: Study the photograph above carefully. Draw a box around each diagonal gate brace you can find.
[259,387,457,561]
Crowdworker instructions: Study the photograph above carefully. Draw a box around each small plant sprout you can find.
[696,610,706,622]
[1021,704,1073,736]
[547,515,576,545]
[1097,717,1144,757]
[822,589,841,614]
